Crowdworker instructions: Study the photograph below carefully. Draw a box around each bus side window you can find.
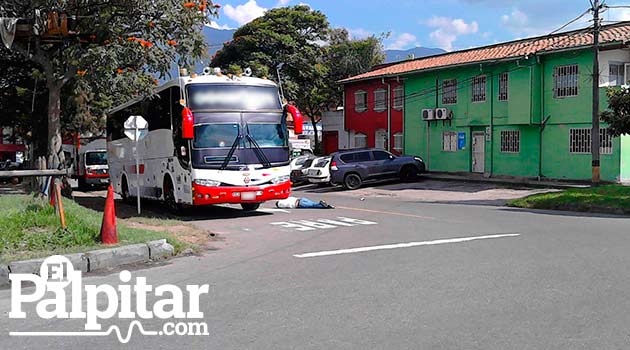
[147,89,171,131]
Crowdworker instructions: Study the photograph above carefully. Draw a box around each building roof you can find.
[340,22,630,84]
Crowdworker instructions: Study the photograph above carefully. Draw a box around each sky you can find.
[209,0,630,52]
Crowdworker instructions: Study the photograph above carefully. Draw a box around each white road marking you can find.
[293,233,521,258]
[270,217,378,232]
[258,208,291,214]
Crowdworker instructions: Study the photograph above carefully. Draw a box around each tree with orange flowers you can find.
[2,0,219,168]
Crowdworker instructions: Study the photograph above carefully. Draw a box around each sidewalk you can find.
[424,172,592,189]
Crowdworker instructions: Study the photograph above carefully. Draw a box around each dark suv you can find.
[329,149,425,190]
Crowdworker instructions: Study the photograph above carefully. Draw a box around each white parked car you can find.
[307,156,332,185]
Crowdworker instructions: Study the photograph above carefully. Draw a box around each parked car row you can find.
[289,148,425,190]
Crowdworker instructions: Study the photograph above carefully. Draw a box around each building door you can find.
[375,129,387,149]
[472,132,485,173]
[322,131,339,155]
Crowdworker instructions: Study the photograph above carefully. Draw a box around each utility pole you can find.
[591,0,602,183]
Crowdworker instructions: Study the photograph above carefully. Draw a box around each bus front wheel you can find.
[241,203,261,211]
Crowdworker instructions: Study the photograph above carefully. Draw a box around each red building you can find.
[341,78,404,155]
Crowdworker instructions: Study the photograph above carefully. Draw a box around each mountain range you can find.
[166,28,446,77]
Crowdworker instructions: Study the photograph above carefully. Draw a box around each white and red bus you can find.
[106,69,303,212]
[62,135,110,189]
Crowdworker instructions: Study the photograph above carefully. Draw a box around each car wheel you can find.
[400,165,419,182]
[241,203,261,211]
[343,173,362,190]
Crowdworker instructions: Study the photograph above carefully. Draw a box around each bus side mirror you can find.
[286,105,303,135]
[182,107,194,139]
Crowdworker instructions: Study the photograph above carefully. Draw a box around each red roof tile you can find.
[340,22,630,84]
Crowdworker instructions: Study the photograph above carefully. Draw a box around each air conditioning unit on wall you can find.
[422,108,434,121]
[435,108,453,120]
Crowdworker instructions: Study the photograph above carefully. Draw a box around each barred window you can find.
[569,128,613,154]
[374,89,387,112]
[354,90,367,112]
[500,130,520,153]
[354,133,367,148]
[393,86,404,110]
[442,132,458,152]
[609,63,625,86]
[442,79,457,104]
[393,132,403,151]
[554,64,579,98]
[472,75,486,102]
[498,72,508,101]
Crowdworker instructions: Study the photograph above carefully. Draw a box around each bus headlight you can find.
[271,175,290,184]
[194,179,221,187]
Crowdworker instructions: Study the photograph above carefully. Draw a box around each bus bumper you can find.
[192,181,292,205]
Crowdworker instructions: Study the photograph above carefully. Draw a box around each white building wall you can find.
[599,49,630,87]
[322,110,349,150]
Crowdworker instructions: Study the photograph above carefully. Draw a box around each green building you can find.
[342,22,630,182]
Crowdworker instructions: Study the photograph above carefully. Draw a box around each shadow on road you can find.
[73,192,273,221]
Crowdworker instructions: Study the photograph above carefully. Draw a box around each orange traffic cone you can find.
[100,185,118,244]
[49,178,56,207]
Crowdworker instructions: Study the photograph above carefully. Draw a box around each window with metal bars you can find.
[374,89,387,112]
[353,133,367,148]
[500,130,520,153]
[553,64,579,98]
[393,86,404,110]
[472,75,486,102]
[442,132,458,152]
[498,72,508,101]
[354,90,367,112]
[442,79,457,104]
[609,62,625,86]
[569,128,613,154]
[393,132,403,151]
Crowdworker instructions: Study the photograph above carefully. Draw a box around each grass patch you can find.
[508,184,630,214]
[0,194,190,263]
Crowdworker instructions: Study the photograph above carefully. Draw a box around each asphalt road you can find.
[2,184,630,349]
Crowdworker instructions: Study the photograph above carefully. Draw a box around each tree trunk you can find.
[47,83,64,169]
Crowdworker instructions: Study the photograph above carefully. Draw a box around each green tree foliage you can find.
[211,5,384,148]
[601,87,630,136]
[3,0,218,167]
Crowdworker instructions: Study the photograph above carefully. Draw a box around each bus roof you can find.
[109,73,279,114]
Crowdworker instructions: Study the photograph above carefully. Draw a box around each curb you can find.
[0,239,174,286]
[424,173,591,189]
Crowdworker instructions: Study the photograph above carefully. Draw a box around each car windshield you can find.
[246,123,287,148]
[187,84,282,111]
[85,152,107,165]
[315,159,330,167]
[303,159,314,168]
[194,123,239,148]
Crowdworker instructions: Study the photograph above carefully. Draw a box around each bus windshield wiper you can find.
[246,134,272,168]
[220,134,243,170]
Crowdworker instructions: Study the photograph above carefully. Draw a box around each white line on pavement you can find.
[293,233,521,258]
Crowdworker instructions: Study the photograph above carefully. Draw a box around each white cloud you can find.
[206,21,233,30]
[348,28,372,40]
[607,7,630,21]
[224,0,268,26]
[501,8,528,28]
[425,16,478,51]
[386,33,419,50]
[276,0,291,5]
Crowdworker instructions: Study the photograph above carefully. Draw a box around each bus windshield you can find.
[246,123,286,147]
[85,151,107,165]
[193,123,239,149]
[187,84,282,111]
